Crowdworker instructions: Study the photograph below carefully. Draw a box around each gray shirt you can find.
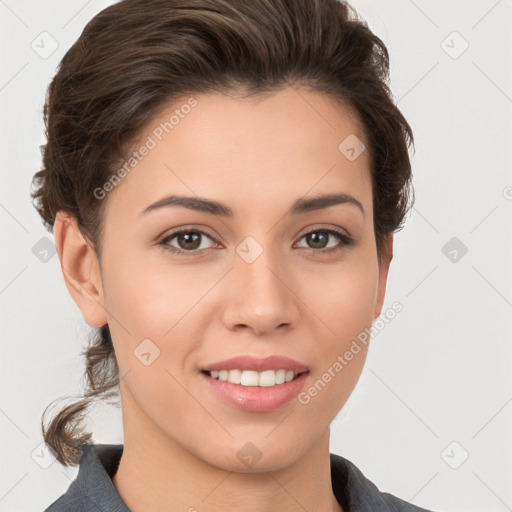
[43,444,436,511]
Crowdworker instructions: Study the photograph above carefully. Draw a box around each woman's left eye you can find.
[295,228,353,253]
[158,227,352,256]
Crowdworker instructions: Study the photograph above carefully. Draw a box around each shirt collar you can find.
[66,443,397,511]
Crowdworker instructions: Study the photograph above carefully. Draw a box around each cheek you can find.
[101,249,213,391]
[300,251,378,405]
[103,259,199,426]
[301,251,379,345]
[102,243,203,337]
[297,274,377,430]
[328,269,378,340]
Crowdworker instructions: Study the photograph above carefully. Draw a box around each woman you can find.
[32,0,436,510]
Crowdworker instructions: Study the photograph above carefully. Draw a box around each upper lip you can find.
[200,355,309,373]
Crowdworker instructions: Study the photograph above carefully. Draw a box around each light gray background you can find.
[1,0,511,511]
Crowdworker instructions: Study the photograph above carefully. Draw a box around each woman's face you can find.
[71,86,392,471]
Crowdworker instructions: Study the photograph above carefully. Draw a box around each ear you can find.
[374,233,394,320]
[53,211,107,328]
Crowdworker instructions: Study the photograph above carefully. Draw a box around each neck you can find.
[112,390,343,512]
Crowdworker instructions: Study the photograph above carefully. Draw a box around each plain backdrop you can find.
[1,0,511,511]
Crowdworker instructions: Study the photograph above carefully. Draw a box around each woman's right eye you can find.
[158,229,217,255]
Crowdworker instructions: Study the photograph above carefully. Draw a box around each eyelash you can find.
[157,225,353,257]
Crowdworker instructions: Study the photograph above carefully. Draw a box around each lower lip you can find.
[200,371,309,412]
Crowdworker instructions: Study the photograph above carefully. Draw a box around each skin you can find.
[53,86,393,512]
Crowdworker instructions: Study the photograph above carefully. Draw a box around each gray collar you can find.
[45,443,434,512]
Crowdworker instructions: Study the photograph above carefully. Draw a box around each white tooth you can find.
[240,370,259,386]
[275,369,286,385]
[228,369,242,384]
[259,370,276,387]
[210,369,297,386]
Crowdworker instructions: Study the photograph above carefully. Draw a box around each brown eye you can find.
[296,228,352,253]
[304,231,330,249]
[159,229,216,254]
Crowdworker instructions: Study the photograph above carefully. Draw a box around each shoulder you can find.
[42,443,125,512]
[330,452,439,512]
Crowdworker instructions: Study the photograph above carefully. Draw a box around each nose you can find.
[221,241,300,336]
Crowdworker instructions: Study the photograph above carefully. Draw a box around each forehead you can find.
[102,86,372,222]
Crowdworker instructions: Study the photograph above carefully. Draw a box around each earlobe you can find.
[374,233,394,320]
[53,211,107,328]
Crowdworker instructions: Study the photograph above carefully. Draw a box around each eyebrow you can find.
[139,192,365,218]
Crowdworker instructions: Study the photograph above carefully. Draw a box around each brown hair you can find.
[31,0,414,466]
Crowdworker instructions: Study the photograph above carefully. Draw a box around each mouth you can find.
[198,355,310,412]
[199,369,309,412]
